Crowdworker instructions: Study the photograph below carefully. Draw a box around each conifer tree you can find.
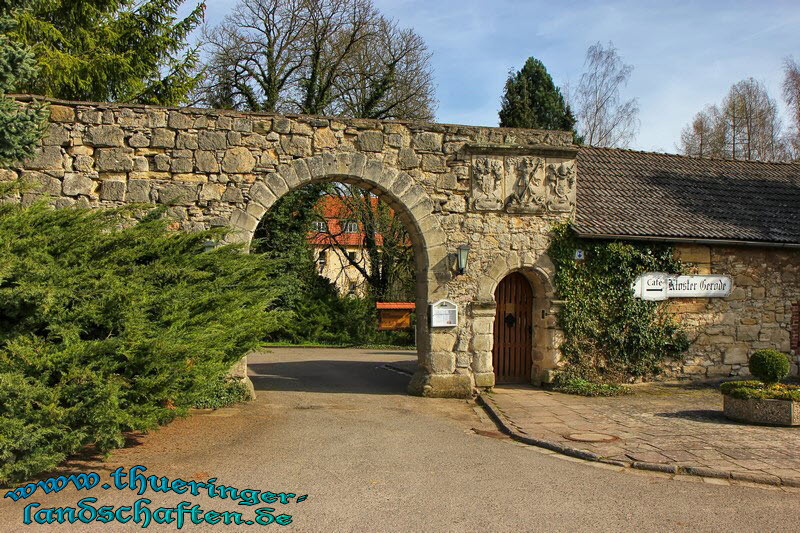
[0,2,46,166]
[7,0,205,105]
[498,57,577,135]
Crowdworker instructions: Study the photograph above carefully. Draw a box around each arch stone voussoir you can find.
[388,171,413,198]
[305,155,326,180]
[277,163,301,189]
[346,152,367,178]
[246,202,267,221]
[248,181,277,210]
[265,172,289,197]
[291,158,312,184]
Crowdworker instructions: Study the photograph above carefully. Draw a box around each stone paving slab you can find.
[482,383,800,486]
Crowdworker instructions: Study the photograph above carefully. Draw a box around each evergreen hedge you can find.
[0,204,289,483]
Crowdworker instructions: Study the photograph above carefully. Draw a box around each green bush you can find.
[720,380,800,401]
[192,377,252,409]
[0,204,289,483]
[548,224,689,380]
[748,350,790,385]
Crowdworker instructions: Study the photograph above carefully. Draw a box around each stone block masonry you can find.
[6,96,578,398]
[667,244,800,379]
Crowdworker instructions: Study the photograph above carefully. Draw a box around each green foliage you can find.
[551,369,631,397]
[748,350,790,385]
[0,203,289,483]
[720,380,800,401]
[0,4,47,165]
[192,377,251,409]
[499,57,578,137]
[549,224,689,379]
[6,0,205,105]
[252,184,414,346]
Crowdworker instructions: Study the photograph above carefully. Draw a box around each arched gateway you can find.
[13,97,578,397]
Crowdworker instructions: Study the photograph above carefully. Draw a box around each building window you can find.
[792,303,799,352]
[317,251,326,273]
[342,220,358,233]
[347,251,356,262]
[313,220,327,232]
[348,282,357,296]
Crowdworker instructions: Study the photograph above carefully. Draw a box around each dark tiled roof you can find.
[574,146,800,245]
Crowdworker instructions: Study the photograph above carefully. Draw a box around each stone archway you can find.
[224,152,469,397]
[14,97,579,398]
[473,252,562,386]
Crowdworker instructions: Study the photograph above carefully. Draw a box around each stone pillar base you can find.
[228,354,256,401]
[407,370,473,398]
[474,372,495,388]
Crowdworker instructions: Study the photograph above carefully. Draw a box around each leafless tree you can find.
[723,78,784,160]
[679,78,787,161]
[199,0,436,120]
[679,105,724,158]
[200,0,307,112]
[332,17,435,120]
[782,56,800,159]
[572,41,639,148]
[314,184,415,301]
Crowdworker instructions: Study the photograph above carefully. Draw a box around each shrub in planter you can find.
[748,350,790,385]
[721,351,798,426]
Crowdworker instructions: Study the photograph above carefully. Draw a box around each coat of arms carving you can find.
[471,157,504,210]
[546,161,576,212]
[506,157,546,213]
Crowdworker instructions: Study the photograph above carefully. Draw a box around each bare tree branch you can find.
[572,41,639,148]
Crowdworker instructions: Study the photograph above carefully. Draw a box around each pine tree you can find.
[498,57,577,135]
[7,0,205,105]
[0,3,47,166]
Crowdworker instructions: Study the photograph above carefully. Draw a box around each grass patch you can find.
[193,378,251,409]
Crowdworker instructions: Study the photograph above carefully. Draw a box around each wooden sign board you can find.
[632,273,733,301]
[430,299,458,328]
[378,309,412,331]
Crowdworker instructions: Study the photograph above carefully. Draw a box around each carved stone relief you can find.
[506,157,546,214]
[470,155,576,214]
[546,161,576,212]
[471,157,504,210]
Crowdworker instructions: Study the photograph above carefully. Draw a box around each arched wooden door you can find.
[492,272,533,383]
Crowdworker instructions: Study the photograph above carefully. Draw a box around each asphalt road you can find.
[2,347,799,532]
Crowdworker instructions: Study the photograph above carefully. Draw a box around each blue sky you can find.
[194,0,800,153]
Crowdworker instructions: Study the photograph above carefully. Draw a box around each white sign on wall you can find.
[430,299,458,327]
[632,273,733,301]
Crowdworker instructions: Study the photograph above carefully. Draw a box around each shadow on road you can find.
[654,409,739,425]
[249,359,414,395]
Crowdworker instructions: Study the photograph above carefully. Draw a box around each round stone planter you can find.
[723,394,800,426]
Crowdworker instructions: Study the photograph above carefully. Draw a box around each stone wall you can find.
[5,97,579,397]
[666,244,800,379]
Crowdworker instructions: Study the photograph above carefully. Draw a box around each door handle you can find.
[504,313,516,327]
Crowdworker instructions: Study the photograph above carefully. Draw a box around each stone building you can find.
[308,195,411,299]
[6,97,800,395]
[575,147,800,378]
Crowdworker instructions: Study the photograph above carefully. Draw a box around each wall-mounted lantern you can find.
[456,244,470,275]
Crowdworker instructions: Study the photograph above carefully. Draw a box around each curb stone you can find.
[475,392,800,489]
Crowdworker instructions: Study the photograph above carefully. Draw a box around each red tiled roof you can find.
[376,302,416,310]
[308,195,388,247]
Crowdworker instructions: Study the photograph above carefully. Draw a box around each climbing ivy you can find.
[548,224,689,380]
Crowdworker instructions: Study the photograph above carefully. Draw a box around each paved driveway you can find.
[1,347,799,532]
